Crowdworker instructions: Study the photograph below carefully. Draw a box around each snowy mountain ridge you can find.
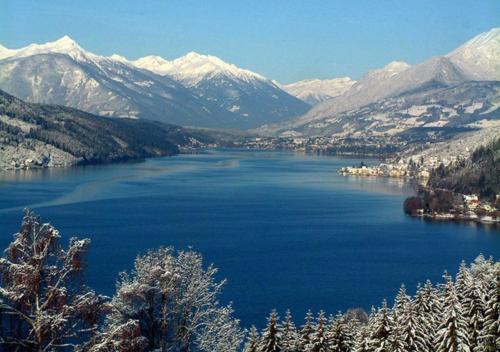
[258,28,500,136]
[0,36,268,85]
[134,51,268,86]
[0,36,309,129]
[282,77,356,105]
[447,27,500,80]
[0,36,100,63]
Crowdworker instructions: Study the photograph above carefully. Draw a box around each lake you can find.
[0,150,498,327]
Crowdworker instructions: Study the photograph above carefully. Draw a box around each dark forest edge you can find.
[404,138,500,225]
[0,90,237,170]
[1,210,499,351]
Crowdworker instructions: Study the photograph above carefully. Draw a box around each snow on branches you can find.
[246,255,499,352]
[0,209,106,351]
[1,211,499,352]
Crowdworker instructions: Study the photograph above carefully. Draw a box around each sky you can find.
[0,0,498,83]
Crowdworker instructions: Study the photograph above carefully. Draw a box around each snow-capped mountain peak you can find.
[133,55,171,74]
[447,27,500,80]
[367,61,411,78]
[134,51,267,86]
[282,77,356,105]
[50,35,79,48]
[0,35,98,63]
[108,53,130,63]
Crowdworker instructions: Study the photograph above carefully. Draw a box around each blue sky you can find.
[1,0,498,83]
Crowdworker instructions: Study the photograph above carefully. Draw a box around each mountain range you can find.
[260,27,500,137]
[0,37,309,129]
[0,28,498,137]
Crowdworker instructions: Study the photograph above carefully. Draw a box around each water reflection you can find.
[339,174,414,196]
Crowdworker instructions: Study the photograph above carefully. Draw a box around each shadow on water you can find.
[0,155,246,213]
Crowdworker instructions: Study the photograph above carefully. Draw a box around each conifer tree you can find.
[307,311,329,352]
[462,277,485,351]
[244,326,260,352]
[434,275,470,352]
[353,325,370,352]
[327,312,355,352]
[259,310,282,352]
[397,300,429,352]
[300,310,315,351]
[367,300,393,352]
[455,261,469,303]
[393,284,410,320]
[281,310,299,352]
[414,280,441,349]
[478,265,500,352]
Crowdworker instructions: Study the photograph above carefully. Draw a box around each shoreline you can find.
[410,212,499,226]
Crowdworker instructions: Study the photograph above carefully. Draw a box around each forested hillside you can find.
[0,90,214,169]
[429,138,500,200]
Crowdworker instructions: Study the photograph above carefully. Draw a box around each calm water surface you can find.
[0,150,498,326]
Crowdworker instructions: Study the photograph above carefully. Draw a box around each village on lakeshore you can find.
[338,159,500,225]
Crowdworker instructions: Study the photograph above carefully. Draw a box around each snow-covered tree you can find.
[392,284,410,320]
[396,299,429,352]
[414,280,441,348]
[327,312,355,352]
[259,310,282,352]
[81,320,148,352]
[0,210,106,351]
[367,300,393,352]
[455,262,469,303]
[245,326,261,352]
[281,310,299,352]
[461,277,485,351]
[478,264,500,352]
[307,311,328,352]
[353,325,370,352]
[89,247,242,352]
[196,304,243,352]
[434,275,470,352]
[300,311,315,351]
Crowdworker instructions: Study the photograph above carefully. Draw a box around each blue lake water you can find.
[0,150,498,327]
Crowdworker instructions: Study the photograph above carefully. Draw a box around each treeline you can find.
[245,256,499,352]
[1,211,499,352]
[429,138,500,200]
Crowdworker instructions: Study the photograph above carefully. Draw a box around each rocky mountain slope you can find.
[447,27,500,81]
[281,77,356,105]
[0,89,213,169]
[260,28,500,138]
[0,37,239,128]
[133,52,310,128]
[290,81,500,137]
[0,37,309,129]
